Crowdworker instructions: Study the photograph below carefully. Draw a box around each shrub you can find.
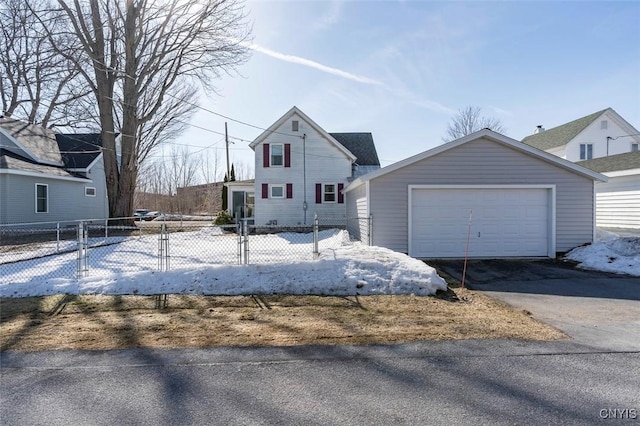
[213,210,234,225]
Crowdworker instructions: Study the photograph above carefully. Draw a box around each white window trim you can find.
[270,143,284,167]
[270,184,285,198]
[35,183,49,213]
[85,186,96,197]
[323,183,337,203]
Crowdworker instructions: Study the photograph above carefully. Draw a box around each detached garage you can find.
[345,130,607,258]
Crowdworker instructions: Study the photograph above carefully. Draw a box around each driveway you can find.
[431,259,640,351]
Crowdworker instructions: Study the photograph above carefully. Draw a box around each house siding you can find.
[0,172,108,225]
[345,182,367,240]
[595,175,640,229]
[364,138,594,253]
[254,112,352,225]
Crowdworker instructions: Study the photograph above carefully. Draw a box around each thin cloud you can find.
[314,0,344,30]
[244,41,384,86]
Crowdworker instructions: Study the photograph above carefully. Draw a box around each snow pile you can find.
[565,230,640,276]
[0,228,447,298]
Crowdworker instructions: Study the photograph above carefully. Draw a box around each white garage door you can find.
[410,187,550,258]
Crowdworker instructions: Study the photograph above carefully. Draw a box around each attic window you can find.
[292,120,299,132]
[580,143,593,160]
[632,143,639,152]
[600,120,608,130]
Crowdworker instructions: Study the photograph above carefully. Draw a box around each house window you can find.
[580,144,593,160]
[600,120,608,130]
[632,143,639,152]
[292,120,299,132]
[85,187,96,197]
[35,184,48,213]
[271,185,284,198]
[323,184,336,203]
[271,144,284,167]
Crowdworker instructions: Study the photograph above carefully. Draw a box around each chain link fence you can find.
[0,215,371,286]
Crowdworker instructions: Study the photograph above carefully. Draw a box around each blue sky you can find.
[171,0,640,176]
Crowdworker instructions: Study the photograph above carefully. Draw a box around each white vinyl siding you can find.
[594,175,640,229]
[364,138,594,254]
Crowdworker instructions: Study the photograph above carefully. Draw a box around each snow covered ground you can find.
[0,228,447,298]
[565,229,640,276]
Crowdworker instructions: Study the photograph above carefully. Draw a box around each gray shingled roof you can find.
[576,151,640,173]
[522,108,609,151]
[55,133,103,169]
[329,133,380,166]
[0,149,84,178]
[0,117,63,165]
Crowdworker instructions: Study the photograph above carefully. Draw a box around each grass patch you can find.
[0,287,566,352]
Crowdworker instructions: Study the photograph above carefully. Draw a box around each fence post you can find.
[77,221,88,278]
[104,219,108,240]
[56,222,60,253]
[313,214,319,258]
[368,214,373,246]
[243,219,249,265]
[158,222,169,271]
[237,222,242,265]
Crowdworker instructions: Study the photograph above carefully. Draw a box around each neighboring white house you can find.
[0,117,109,225]
[577,152,640,229]
[522,108,640,229]
[241,106,380,225]
[344,129,607,259]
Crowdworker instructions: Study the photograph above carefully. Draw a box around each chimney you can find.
[534,125,545,134]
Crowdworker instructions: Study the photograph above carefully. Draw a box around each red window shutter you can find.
[286,183,293,199]
[262,183,268,199]
[263,144,270,168]
[338,183,344,204]
[284,144,291,167]
[315,183,322,204]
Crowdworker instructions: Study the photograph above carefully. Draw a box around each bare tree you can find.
[231,158,254,181]
[443,106,506,142]
[0,0,91,127]
[42,0,250,220]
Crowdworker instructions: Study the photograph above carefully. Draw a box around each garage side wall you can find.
[595,175,640,229]
[369,138,595,254]
[345,181,367,240]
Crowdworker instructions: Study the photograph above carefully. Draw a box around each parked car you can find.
[143,211,164,221]
[134,209,150,220]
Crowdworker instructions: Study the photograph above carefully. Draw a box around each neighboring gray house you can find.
[577,151,640,229]
[344,129,607,259]
[245,106,380,225]
[0,118,108,224]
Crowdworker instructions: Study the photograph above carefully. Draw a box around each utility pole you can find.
[225,122,230,179]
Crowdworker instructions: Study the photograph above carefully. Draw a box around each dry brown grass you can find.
[0,285,566,352]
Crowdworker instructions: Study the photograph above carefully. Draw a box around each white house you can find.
[0,117,109,224]
[239,106,380,225]
[522,108,640,229]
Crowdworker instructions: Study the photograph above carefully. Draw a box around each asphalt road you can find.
[432,259,640,351]
[1,341,639,426]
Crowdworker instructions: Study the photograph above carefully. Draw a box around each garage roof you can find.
[345,129,607,192]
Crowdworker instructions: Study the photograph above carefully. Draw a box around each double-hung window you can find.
[271,144,284,167]
[632,143,639,152]
[36,184,48,213]
[579,144,593,160]
[323,184,336,203]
